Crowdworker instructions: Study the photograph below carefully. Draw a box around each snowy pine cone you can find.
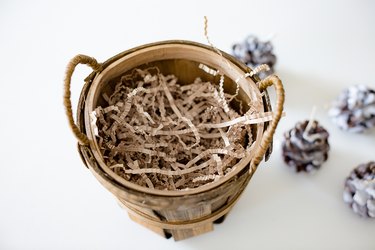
[329,85,375,133]
[232,35,276,79]
[343,162,375,218]
[282,120,330,173]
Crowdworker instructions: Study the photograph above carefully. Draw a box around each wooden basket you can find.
[64,40,284,241]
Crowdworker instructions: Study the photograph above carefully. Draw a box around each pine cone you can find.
[329,85,375,133]
[282,120,330,173]
[232,35,276,79]
[343,162,375,218]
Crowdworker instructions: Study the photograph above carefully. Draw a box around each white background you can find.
[1,0,374,249]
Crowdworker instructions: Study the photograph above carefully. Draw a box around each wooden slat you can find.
[159,203,212,222]
[171,223,214,241]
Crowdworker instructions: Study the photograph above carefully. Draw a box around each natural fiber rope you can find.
[249,75,285,173]
[64,54,102,145]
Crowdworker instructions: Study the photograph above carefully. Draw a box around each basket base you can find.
[117,198,229,241]
[128,212,218,241]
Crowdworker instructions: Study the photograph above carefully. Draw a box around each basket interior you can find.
[85,42,265,195]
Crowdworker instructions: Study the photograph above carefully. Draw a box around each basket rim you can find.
[82,40,267,197]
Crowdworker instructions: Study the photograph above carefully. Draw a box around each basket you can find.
[63,40,284,241]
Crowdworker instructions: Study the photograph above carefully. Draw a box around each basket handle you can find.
[63,54,102,145]
[249,75,285,174]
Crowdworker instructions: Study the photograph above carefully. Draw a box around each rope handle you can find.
[250,75,285,173]
[64,54,102,145]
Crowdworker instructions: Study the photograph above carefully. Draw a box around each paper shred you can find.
[90,110,99,136]
[192,174,219,183]
[199,63,218,76]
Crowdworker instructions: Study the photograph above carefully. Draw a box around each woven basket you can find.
[64,40,284,241]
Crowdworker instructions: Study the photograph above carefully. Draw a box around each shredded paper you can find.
[92,67,273,190]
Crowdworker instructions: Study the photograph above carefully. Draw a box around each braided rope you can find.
[250,75,285,173]
[63,54,101,145]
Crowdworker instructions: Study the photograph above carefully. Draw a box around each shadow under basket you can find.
[64,40,285,241]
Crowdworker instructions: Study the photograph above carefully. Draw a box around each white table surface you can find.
[1,0,374,249]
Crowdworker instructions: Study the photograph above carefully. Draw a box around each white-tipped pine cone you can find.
[343,162,375,218]
[282,120,330,173]
[329,85,375,133]
[232,35,276,79]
